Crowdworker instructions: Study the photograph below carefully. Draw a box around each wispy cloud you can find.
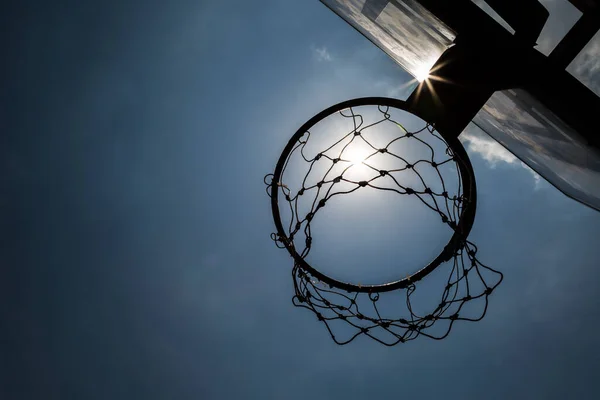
[460,127,518,167]
[520,162,543,189]
[312,45,332,62]
[461,125,544,189]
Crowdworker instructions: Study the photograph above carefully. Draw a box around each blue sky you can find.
[3,0,600,399]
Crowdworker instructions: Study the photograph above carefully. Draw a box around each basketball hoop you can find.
[265,98,503,345]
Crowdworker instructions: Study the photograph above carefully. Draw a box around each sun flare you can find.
[414,64,431,82]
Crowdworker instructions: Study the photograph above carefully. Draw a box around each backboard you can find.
[321,0,600,211]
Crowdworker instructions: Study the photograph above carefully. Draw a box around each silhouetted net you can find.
[266,103,502,345]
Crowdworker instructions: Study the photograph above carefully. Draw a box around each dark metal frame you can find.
[345,0,600,147]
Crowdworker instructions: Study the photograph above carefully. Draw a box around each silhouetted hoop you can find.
[268,97,476,293]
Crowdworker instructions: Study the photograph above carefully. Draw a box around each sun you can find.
[414,64,431,82]
[339,143,375,181]
[343,145,371,166]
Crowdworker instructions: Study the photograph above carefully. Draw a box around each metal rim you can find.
[271,97,477,293]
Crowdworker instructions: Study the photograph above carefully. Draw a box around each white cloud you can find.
[520,162,544,190]
[460,127,518,167]
[460,125,545,189]
[312,45,332,62]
